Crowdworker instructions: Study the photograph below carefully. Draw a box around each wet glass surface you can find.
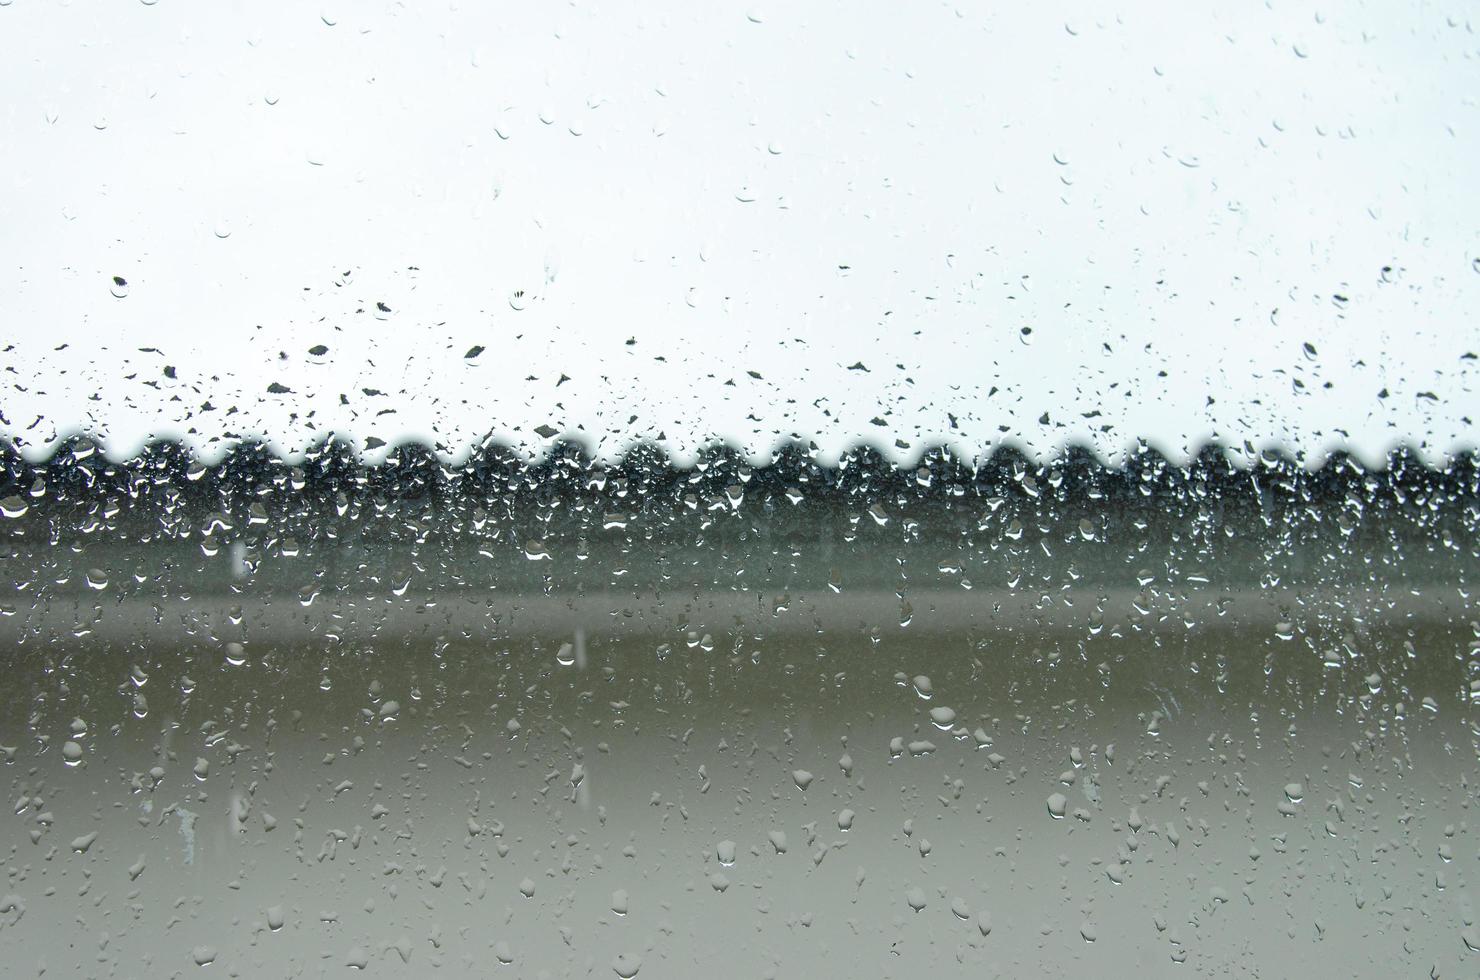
[1,446,1476,976]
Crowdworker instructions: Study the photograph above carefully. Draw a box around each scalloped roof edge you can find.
[2,430,1476,477]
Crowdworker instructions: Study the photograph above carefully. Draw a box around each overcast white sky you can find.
[1,0,1476,466]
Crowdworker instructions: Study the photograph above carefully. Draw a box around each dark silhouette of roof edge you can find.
[1,432,1474,491]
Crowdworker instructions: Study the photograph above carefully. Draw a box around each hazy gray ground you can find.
[1,581,1475,979]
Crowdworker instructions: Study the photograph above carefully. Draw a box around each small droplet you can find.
[110,276,130,299]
